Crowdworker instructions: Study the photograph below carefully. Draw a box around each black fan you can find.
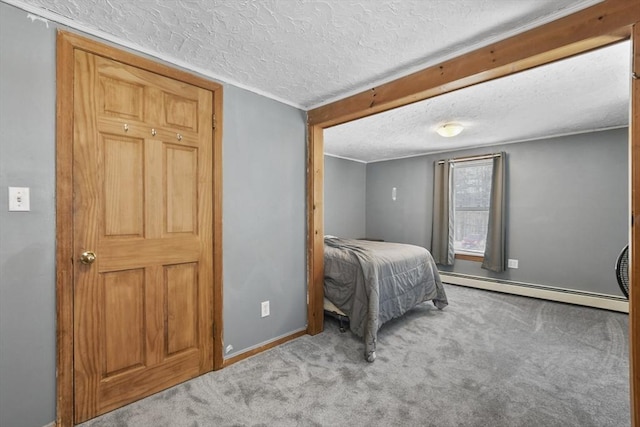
[615,245,629,299]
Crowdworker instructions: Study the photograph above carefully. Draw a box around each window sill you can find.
[455,253,484,262]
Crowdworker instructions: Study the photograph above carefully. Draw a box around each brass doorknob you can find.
[80,251,97,265]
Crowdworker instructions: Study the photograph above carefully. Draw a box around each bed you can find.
[324,236,448,362]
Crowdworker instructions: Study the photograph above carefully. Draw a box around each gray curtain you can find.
[431,160,455,265]
[482,153,506,272]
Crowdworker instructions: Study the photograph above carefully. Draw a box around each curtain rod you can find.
[437,152,502,165]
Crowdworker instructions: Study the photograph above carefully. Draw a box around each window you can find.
[452,159,493,256]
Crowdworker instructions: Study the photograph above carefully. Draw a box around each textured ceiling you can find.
[9,0,601,109]
[325,40,631,162]
[8,0,624,162]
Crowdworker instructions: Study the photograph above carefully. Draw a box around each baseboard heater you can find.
[439,272,629,313]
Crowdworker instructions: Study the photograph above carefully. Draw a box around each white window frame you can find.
[452,158,493,258]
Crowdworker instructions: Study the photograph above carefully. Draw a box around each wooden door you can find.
[72,50,214,423]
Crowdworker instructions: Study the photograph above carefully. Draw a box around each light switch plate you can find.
[8,187,30,211]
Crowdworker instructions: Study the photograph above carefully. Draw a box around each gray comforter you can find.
[324,237,448,362]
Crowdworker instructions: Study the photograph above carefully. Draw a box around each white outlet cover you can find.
[261,301,270,317]
[8,187,30,211]
[508,259,519,269]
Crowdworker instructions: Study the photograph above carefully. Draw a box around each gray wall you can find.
[223,85,307,354]
[366,128,629,297]
[0,5,57,427]
[0,3,307,426]
[324,156,366,238]
[366,155,431,245]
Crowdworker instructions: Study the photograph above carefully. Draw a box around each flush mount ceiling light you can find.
[436,123,464,137]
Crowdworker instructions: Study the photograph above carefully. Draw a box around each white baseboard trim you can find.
[440,273,629,313]
[42,422,55,427]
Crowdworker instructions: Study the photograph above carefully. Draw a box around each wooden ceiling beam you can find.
[308,0,639,128]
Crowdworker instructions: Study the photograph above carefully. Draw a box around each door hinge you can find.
[212,114,216,129]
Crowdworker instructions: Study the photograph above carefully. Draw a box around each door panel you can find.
[163,92,199,131]
[102,136,144,237]
[165,263,199,355]
[165,144,198,234]
[99,76,144,120]
[73,50,214,423]
[102,269,145,377]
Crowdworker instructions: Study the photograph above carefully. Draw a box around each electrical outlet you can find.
[261,300,270,317]
[508,259,519,269]
[8,187,30,211]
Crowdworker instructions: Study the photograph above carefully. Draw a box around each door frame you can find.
[55,31,224,427]
[306,0,640,424]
